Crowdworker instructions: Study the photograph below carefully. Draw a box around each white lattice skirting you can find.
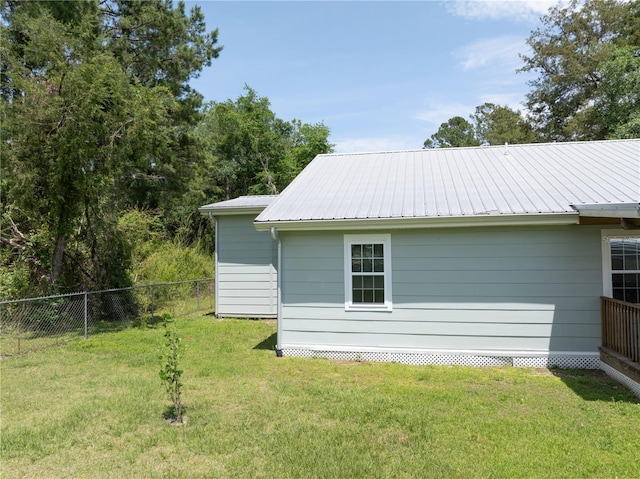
[280,348,601,369]
[600,361,640,399]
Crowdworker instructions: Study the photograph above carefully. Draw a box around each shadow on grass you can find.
[253,332,277,350]
[551,368,639,403]
[90,320,134,335]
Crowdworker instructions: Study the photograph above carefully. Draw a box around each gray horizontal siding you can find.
[279,225,610,354]
[216,305,277,318]
[284,319,594,337]
[282,297,599,311]
[286,269,600,285]
[281,306,594,324]
[216,215,276,317]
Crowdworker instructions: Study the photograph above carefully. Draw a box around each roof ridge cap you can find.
[321,138,640,157]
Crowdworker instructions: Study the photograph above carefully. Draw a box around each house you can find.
[202,139,640,370]
[199,195,278,318]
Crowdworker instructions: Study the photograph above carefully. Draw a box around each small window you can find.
[610,237,640,303]
[603,232,640,304]
[344,234,392,311]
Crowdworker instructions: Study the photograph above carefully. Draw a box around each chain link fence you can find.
[0,278,214,357]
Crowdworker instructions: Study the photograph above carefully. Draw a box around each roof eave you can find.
[254,213,580,232]
[572,203,640,219]
[198,206,267,217]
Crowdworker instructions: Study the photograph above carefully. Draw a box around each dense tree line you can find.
[425,0,640,148]
[0,1,331,298]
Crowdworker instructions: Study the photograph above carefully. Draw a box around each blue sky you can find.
[187,1,560,152]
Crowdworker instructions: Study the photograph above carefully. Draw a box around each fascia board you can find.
[254,213,579,231]
[572,203,640,218]
[198,206,266,217]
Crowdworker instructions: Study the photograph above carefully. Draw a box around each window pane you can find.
[363,259,373,272]
[363,290,374,303]
[352,289,363,303]
[611,254,623,271]
[353,276,362,288]
[374,259,384,272]
[374,244,383,257]
[624,274,638,288]
[624,253,638,271]
[352,244,362,259]
[610,241,623,255]
[363,244,373,258]
[363,276,373,288]
[612,274,623,288]
[613,288,624,301]
[352,259,362,273]
[625,289,638,303]
[374,290,384,303]
[623,239,640,255]
[374,276,384,288]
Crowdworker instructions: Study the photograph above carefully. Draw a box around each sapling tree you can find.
[159,316,184,423]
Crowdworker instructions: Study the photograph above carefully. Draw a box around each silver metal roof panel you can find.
[255,140,639,227]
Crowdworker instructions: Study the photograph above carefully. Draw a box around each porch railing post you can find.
[601,296,640,363]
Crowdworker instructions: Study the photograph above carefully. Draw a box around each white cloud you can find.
[456,36,524,71]
[447,0,564,22]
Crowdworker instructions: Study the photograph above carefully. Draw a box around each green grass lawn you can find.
[1,314,639,479]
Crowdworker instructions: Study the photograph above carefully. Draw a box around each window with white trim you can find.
[603,232,640,303]
[344,234,392,311]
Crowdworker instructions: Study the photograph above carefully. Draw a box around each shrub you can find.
[137,241,213,284]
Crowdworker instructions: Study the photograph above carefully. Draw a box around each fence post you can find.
[84,292,88,339]
[196,281,200,311]
[150,285,154,318]
[17,310,21,355]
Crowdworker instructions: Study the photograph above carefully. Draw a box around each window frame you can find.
[344,234,392,312]
[602,230,640,302]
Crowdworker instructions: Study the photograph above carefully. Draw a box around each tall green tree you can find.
[591,46,640,138]
[423,116,479,149]
[197,86,333,201]
[423,104,537,149]
[520,0,639,141]
[471,103,537,146]
[1,0,220,295]
[104,0,222,216]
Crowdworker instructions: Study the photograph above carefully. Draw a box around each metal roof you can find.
[255,140,639,228]
[199,195,277,215]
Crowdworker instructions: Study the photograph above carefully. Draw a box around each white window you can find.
[602,231,640,303]
[344,234,392,311]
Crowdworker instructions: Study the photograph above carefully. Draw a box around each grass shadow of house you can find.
[551,368,640,403]
[254,332,277,350]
